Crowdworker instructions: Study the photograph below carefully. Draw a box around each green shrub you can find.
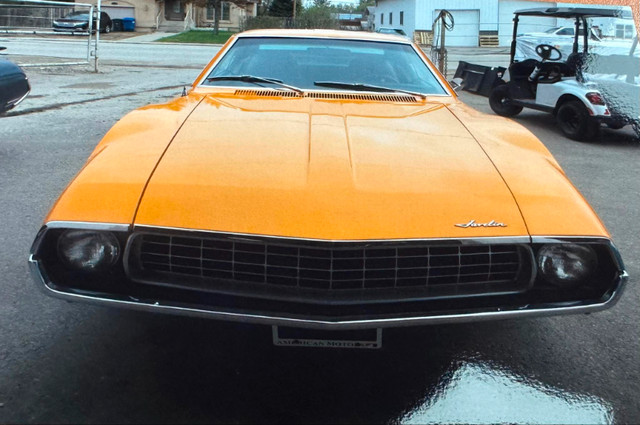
[241,6,338,30]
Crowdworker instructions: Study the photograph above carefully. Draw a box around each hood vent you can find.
[233,89,419,103]
[306,92,418,102]
[234,89,301,98]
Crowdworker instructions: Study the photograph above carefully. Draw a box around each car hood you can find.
[132,94,529,240]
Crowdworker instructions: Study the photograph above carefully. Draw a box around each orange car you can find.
[29,30,627,345]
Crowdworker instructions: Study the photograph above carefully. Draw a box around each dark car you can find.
[375,27,410,40]
[52,11,112,33]
[0,58,30,114]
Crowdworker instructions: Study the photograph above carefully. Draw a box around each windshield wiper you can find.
[206,75,304,94]
[314,81,426,99]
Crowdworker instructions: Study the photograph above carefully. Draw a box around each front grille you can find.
[127,232,531,302]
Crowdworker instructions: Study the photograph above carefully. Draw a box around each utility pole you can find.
[438,13,445,74]
[292,0,296,19]
[94,0,101,72]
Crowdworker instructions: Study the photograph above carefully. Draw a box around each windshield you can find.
[204,37,447,95]
[544,27,563,34]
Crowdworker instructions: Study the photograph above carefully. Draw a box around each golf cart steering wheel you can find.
[534,64,563,84]
[535,44,562,62]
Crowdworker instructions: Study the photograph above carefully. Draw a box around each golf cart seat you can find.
[510,59,538,80]
[510,58,574,84]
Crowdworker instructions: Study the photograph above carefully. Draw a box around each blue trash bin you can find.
[122,17,136,31]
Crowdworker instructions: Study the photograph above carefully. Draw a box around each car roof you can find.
[514,7,624,19]
[236,29,412,44]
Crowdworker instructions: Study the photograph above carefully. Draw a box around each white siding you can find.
[557,2,634,39]
[415,0,498,32]
[375,0,416,39]
[498,0,557,46]
[433,9,480,46]
[375,0,624,46]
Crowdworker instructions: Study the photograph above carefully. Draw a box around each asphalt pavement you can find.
[0,39,638,424]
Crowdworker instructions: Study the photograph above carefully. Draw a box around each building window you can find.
[615,24,635,39]
[400,11,403,25]
[389,12,392,25]
[206,1,230,21]
[380,13,383,25]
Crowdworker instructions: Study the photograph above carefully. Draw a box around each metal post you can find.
[438,15,445,74]
[94,0,101,72]
[510,15,519,64]
[292,0,296,20]
[582,17,588,52]
[87,5,93,63]
[573,18,580,55]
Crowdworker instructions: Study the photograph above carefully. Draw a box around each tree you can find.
[356,0,374,13]
[267,0,301,18]
[191,0,248,34]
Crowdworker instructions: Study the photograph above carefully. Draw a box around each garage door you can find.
[433,10,480,47]
[498,0,557,46]
[102,6,135,19]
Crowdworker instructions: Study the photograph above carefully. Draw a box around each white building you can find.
[374,0,634,46]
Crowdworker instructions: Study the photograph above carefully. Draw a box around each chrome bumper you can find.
[28,253,628,330]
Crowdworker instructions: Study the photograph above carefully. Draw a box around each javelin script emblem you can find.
[455,220,507,228]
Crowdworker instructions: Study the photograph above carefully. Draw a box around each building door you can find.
[433,10,480,47]
[102,6,135,19]
[165,0,185,21]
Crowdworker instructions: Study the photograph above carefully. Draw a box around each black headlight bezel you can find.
[31,224,131,295]
[535,243,598,287]
[529,238,623,303]
[56,229,121,272]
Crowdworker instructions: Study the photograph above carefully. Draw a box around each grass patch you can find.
[157,30,234,44]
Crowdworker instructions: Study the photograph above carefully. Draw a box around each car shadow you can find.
[7,306,614,424]
[514,112,640,147]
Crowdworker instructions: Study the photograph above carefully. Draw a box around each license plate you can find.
[272,326,382,349]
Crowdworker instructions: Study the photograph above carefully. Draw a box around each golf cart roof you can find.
[514,7,624,19]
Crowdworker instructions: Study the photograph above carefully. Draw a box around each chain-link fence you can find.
[0,0,100,69]
[0,2,74,30]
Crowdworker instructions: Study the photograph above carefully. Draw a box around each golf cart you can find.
[489,7,636,141]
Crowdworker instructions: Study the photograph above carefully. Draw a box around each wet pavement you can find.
[402,360,614,424]
[0,58,638,423]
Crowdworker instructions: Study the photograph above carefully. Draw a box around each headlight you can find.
[57,230,120,271]
[537,244,597,287]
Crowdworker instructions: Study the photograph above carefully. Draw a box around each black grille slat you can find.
[134,233,526,294]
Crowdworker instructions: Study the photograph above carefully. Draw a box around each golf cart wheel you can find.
[556,100,600,141]
[489,85,523,117]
